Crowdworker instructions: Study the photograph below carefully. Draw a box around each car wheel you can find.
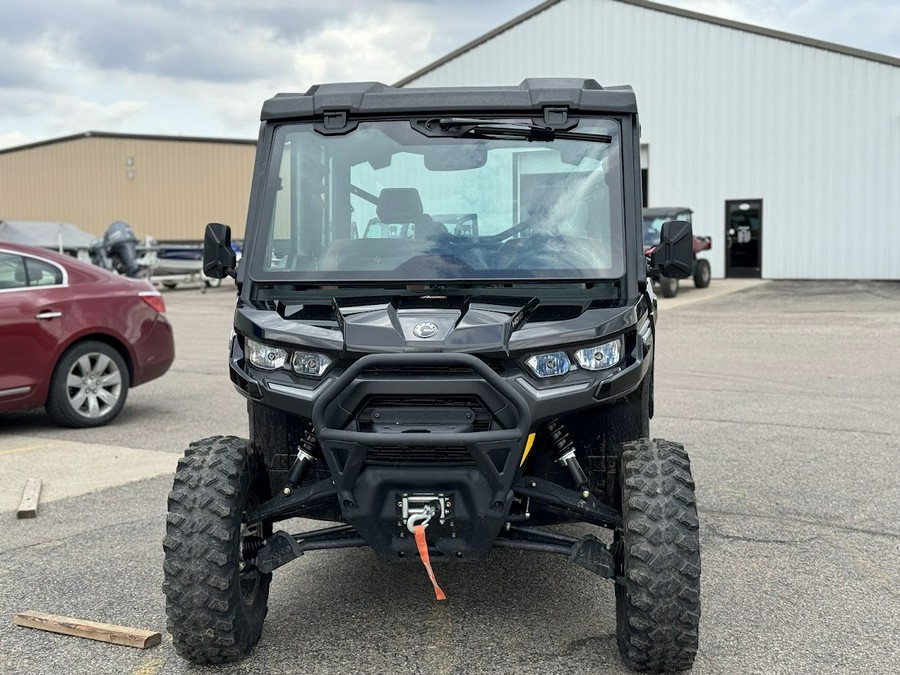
[615,439,700,673]
[46,341,130,428]
[693,259,711,288]
[164,436,271,664]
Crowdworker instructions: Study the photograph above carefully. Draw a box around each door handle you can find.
[35,310,63,320]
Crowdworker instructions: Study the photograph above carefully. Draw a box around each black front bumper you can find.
[311,352,532,562]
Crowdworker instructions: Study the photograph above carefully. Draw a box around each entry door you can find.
[725,199,762,278]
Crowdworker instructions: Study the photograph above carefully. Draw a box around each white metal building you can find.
[397,0,900,280]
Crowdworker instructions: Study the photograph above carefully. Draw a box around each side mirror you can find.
[203,223,237,279]
[649,220,693,279]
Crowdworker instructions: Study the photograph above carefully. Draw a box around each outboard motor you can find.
[103,221,141,277]
[88,237,113,271]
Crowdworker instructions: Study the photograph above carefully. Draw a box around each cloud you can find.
[292,4,437,84]
[0,0,895,151]
[2,1,282,84]
[0,0,534,86]
[55,99,149,135]
[0,85,148,138]
[0,39,52,88]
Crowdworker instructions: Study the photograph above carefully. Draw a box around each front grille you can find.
[365,365,476,376]
[364,361,504,376]
[365,445,475,465]
[357,395,492,432]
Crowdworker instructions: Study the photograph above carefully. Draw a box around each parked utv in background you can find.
[643,207,711,297]
[164,79,701,673]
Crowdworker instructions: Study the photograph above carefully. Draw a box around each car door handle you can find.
[35,310,63,320]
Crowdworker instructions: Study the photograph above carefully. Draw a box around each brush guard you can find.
[311,352,532,562]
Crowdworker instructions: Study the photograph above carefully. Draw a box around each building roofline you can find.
[395,0,900,87]
[0,130,256,155]
[395,0,565,87]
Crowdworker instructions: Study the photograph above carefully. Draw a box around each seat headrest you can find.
[377,188,423,224]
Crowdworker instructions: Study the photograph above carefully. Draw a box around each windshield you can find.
[642,217,667,248]
[253,118,625,282]
[642,212,690,248]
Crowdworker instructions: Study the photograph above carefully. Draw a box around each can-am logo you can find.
[413,322,439,339]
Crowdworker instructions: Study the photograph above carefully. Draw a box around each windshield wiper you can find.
[431,117,611,143]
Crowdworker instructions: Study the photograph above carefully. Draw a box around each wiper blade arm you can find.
[434,118,611,143]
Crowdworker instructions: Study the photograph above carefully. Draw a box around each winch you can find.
[398,493,453,532]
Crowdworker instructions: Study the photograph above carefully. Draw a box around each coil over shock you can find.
[545,419,590,495]
[241,535,266,560]
[282,429,320,495]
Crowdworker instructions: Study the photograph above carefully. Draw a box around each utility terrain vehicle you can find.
[163,79,701,672]
[643,207,712,298]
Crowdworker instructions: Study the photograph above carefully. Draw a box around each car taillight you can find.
[139,291,166,314]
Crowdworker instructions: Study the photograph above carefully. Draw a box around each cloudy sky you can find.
[1,0,897,150]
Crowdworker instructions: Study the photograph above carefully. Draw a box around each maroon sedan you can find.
[0,242,175,427]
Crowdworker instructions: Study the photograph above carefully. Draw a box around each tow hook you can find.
[406,504,436,533]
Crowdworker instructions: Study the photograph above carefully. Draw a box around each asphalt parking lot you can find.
[1,279,898,675]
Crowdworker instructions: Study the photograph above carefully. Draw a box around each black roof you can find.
[260,79,637,120]
[396,0,900,87]
[643,207,692,217]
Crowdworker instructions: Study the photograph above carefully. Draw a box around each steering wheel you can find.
[393,253,476,277]
[479,219,534,244]
[506,238,597,271]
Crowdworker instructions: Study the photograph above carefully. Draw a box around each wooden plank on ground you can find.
[12,610,162,649]
[16,479,41,519]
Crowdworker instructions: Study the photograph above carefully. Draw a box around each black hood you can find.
[234,295,641,357]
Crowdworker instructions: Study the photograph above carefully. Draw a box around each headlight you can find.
[292,352,332,378]
[525,351,571,378]
[573,337,622,371]
[245,338,288,370]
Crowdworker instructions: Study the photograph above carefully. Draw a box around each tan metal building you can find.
[0,131,257,242]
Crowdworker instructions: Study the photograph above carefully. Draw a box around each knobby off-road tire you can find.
[658,277,678,298]
[693,259,711,289]
[163,436,271,664]
[616,439,701,673]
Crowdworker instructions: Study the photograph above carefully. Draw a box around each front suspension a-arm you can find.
[247,477,337,523]
[513,476,622,529]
